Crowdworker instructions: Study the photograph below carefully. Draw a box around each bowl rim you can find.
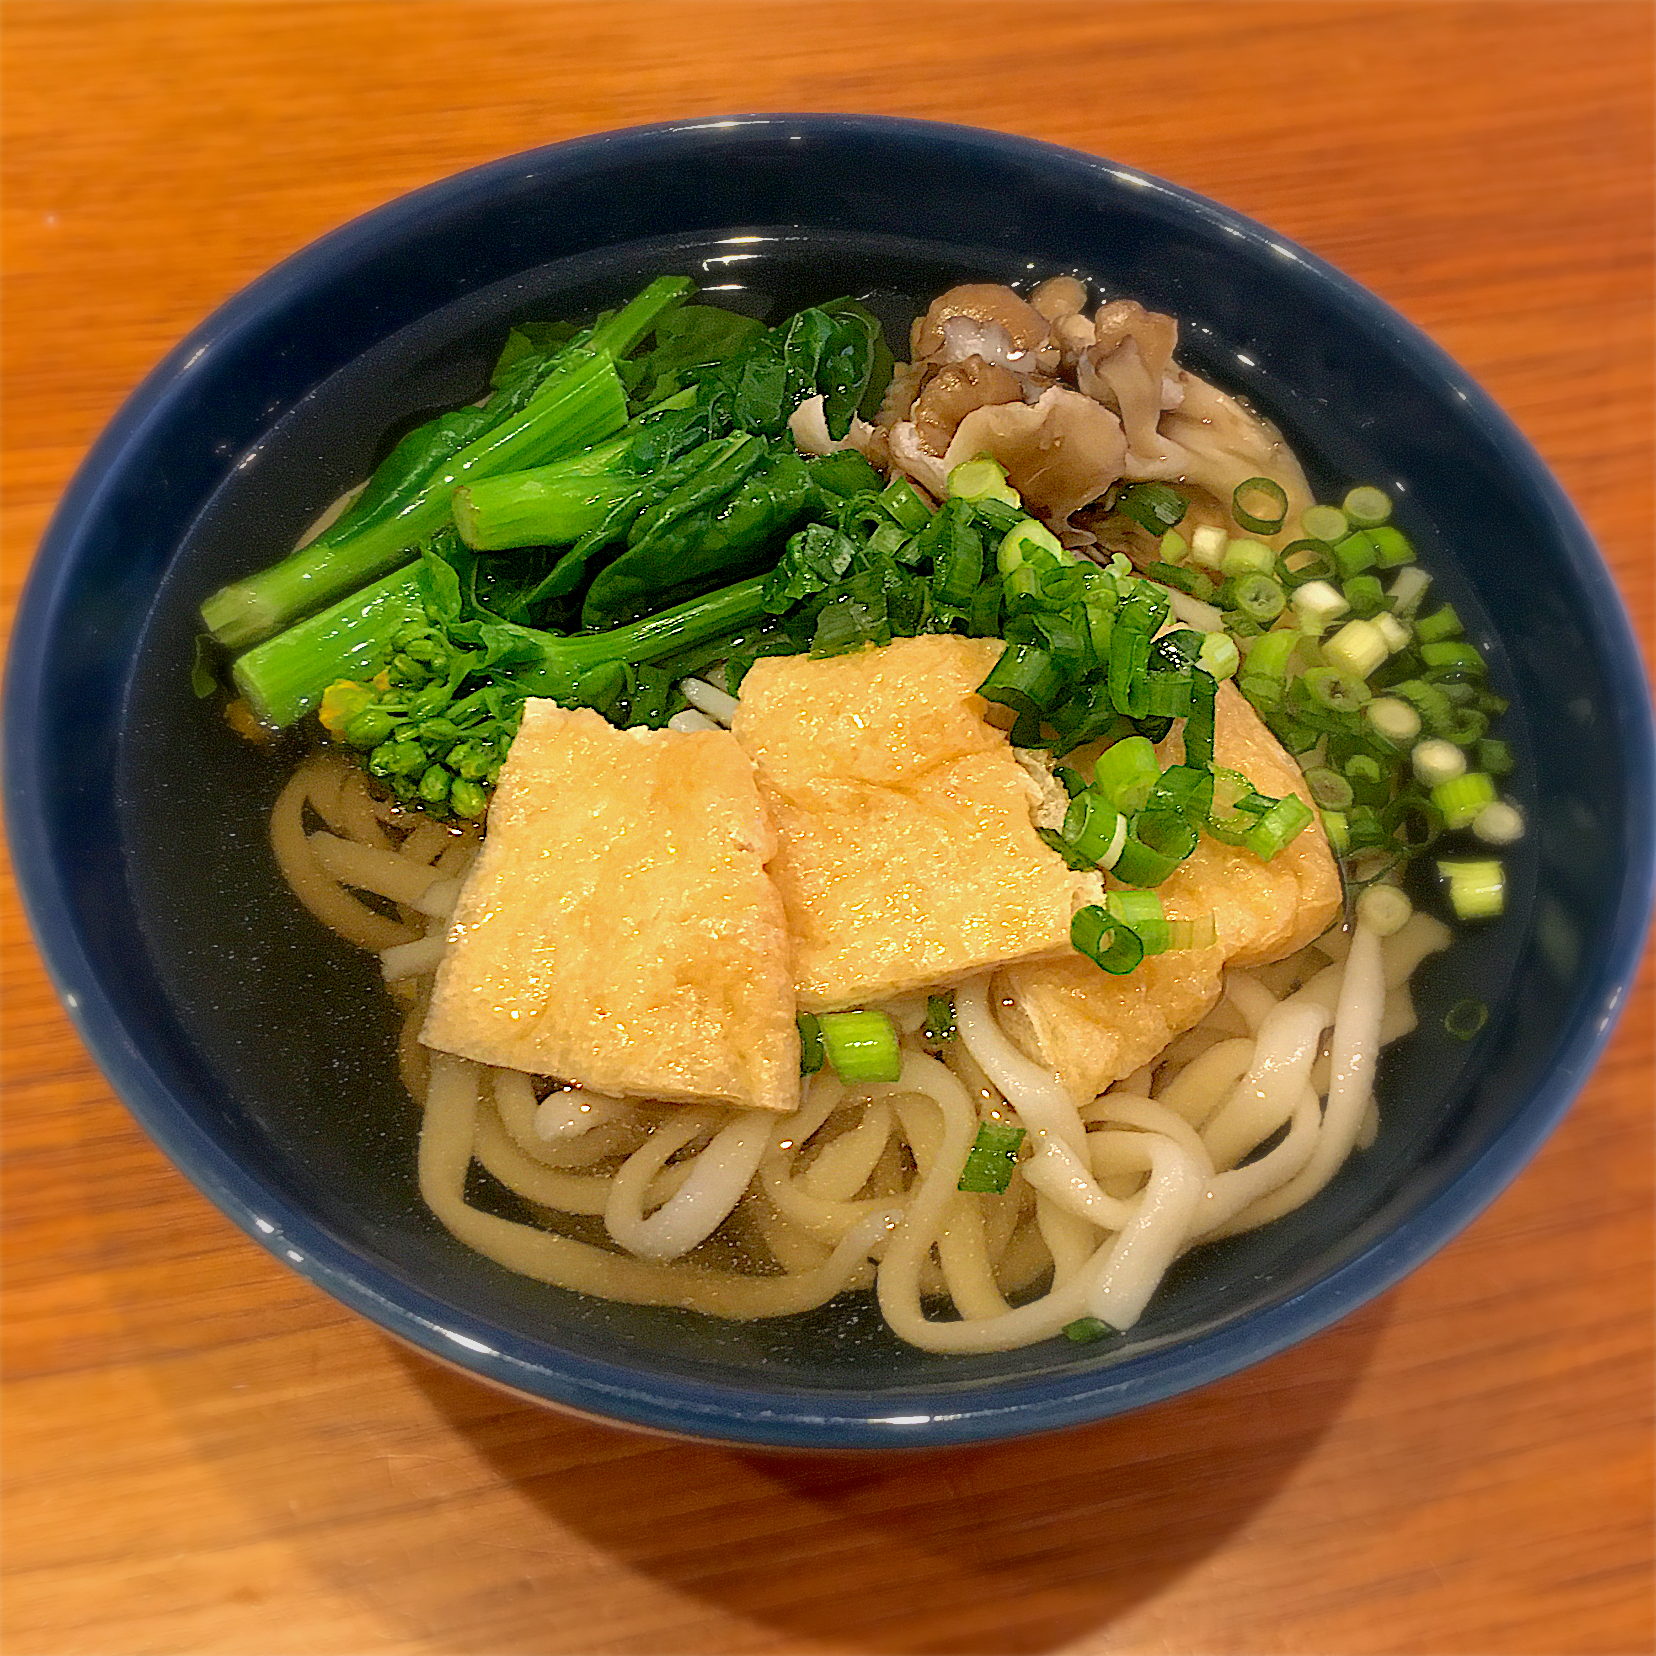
[8,112,1654,1448]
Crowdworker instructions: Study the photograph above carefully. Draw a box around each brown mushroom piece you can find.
[1133,369,1315,537]
[1077,299,1183,463]
[1028,275,1088,322]
[935,386,1129,525]
[909,355,1023,457]
[910,283,1059,373]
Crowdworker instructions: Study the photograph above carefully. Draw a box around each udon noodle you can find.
[273,749,1449,1352]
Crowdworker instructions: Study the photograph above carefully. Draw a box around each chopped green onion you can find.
[1332,530,1379,577]
[1183,670,1218,770]
[1366,696,1422,745]
[1188,524,1229,568]
[1431,771,1496,829]
[1158,529,1189,564]
[819,1009,902,1084]
[1063,1316,1116,1344]
[957,1120,1026,1193]
[1478,737,1515,776]
[1282,539,1340,585]
[1305,766,1355,810]
[1439,704,1489,747]
[947,455,1021,507]
[878,477,933,531]
[1388,565,1432,618]
[997,517,1068,575]
[1472,800,1524,845]
[977,643,1066,727]
[1382,794,1444,850]
[1345,804,1388,850]
[1412,738,1467,787]
[1373,613,1411,654]
[1420,640,1485,676]
[1232,573,1287,623]
[1232,476,1289,535]
[1320,808,1350,854]
[1113,811,1200,885]
[1300,504,1350,543]
[1103,889,1166,926]
[1367,525,1415,567]
[1342,574,1386,617]
[1198,632,1240,682]
[1093,736,1161,814]
[1221,538,1276,577]
[1343,753,1388,802]
[1243,795,1314,860]
[1206,767,1272,844]
[1291,579,1350,631]
[1241,627,1298,689]
[1303,665,1371,713]
[798,1013,824,1076]
[1415,604,1463,643]
[1324,618,1389,679]
[1062,789,1127,867]
[1342,485,1392,527]
[1444,999,1490,1040]
[1394,678,1455,735]
[1147,561,1215,600]
[1437,858,1506,920]
[1116,482,1188,534]
[924,994,957,1044]
[1357,883,1413,936]
[1071,905,1147,973]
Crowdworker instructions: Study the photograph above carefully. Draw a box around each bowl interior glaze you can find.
[9,117,1652,1446]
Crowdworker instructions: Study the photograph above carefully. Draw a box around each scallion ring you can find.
[1071,906,1147,975]
[1302,665,1372,713]
[1233,476,1289,535]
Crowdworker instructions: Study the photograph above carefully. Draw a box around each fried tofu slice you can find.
[732,635,1103,1010]
[999,682,1342,1102]
[420,702,799,1112]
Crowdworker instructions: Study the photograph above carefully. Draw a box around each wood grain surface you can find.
[3,4,1652,1653]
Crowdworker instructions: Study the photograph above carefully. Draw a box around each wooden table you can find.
[4,5,1651,1652]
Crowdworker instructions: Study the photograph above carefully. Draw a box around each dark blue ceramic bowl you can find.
[8,117,1652,1448]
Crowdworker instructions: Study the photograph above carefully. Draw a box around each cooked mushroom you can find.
[931,386,1129,525]
[873,359,928,429]
[1077,300,1182,462]
[909,355,1023,456]
[1131,369,1315,537]
[910,283,1059,373]
[1029,275,1088,322]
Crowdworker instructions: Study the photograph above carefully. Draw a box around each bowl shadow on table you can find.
[390,1301,1388,1656]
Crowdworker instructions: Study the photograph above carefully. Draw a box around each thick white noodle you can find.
[1199,999,1331,1171]
[533,1086,628,1140]
[1156,1037,1255,1128]
[954,976,1088,1151]
[1085,1135,1206,1329]
[604,1110,774,1261]
[667,709,720,734]
[1085,1094,1215,1175]
[1223,971,1280,1033]
[1210,920,1386,1233]
[1020,1137,1136,1230]
[677,678,739,726]
[381,935,449,983]
[1382,912,1453,989]
[1189,1085,1321,1239]
[298,755,1442,1349]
